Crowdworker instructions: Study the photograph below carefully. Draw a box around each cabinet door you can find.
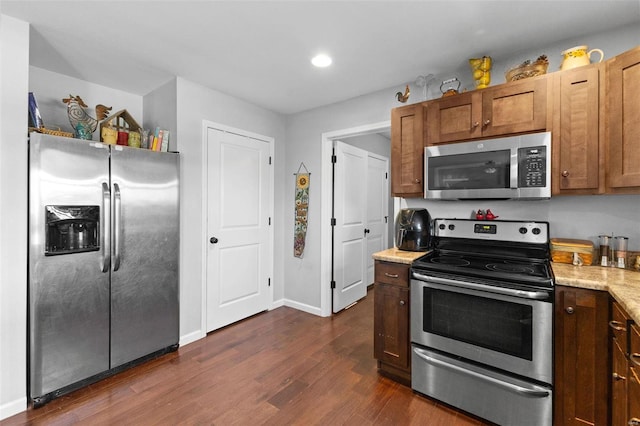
[482,76,548,137]
[630,324,640,426]
[612,342,629,426]
[552,64,603,194]
[391,103,425,197]
[426,91,482,144]
[611,301,630,426]
[374,283,409,370]
[554,286,609,426]
[608,46,640,191]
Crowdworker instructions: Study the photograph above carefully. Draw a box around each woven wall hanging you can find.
[294,163,310,258]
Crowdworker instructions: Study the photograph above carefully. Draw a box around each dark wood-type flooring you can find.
[3,289,490,425]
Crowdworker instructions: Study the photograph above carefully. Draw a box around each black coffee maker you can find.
[395,208,432,251]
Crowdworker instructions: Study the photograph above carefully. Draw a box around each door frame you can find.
[320,120,396,317]
[200,120,275,334]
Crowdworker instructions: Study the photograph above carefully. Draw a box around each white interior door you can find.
[333,141,367,312]
[206,127,271,332]
[365,153,389,285]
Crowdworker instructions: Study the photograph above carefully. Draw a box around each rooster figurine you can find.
[395,85,410,103]
[62,95,112,139]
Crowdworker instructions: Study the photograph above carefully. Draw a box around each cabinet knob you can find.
[562,170,570,177]
[565,306,575,314]
[629,418,640,426]
[613,372,626,381]
[472,122,480,129]
[414,178,421,184]
[483,119,491,127]
[400,300,405,305]
[210,237,219,244]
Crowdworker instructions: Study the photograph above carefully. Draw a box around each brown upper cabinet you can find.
[607,46,640,194]
[391,103,426,198]
[551,62,605,195]
[426,76,549,145]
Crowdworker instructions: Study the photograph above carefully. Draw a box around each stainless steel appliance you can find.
[29,133,180,407]
[410,219,553,426]
[395,208,431,251]
[424,131,551,200]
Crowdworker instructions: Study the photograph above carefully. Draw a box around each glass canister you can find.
[614,236,629,269]
[598,235,611,267]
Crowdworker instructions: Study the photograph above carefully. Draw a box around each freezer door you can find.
[109,145,179,367]
[29,134,111,399]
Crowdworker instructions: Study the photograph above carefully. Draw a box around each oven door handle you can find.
[413,347,551,398]
[412,272,551,301]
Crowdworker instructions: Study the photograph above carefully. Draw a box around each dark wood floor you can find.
[3,289,489,425]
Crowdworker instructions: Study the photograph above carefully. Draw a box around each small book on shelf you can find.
[28,92,44,129]
[161,130,170,152]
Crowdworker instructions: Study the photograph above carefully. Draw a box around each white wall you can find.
[0,14,29,421]
[283,24,640,312]
[174,77,286,344]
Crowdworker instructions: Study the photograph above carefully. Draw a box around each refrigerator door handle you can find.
[100,182,111,273]
[113,183,121,272]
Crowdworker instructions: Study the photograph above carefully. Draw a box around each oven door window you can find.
[423,287,533,360]
[427,150,510,190]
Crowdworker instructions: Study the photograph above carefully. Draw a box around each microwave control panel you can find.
[518,146,547,187]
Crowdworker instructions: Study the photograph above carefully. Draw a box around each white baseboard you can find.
[270,298,285,310]
[283,299,324,317]
[0,396,26,421]
[179,329,206,347]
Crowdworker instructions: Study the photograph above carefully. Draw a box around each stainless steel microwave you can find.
[424,132,551,200]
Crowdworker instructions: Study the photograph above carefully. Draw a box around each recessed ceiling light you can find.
[311,54,332,68]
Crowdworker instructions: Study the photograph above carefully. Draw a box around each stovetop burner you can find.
[429,256,471,267]
[485,261,536,274]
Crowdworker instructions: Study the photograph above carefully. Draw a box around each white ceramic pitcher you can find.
[560,45,604,70]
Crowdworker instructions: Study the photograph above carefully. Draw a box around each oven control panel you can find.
[434,219,549,244]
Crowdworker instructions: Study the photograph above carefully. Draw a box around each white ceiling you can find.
[2,1,639,115]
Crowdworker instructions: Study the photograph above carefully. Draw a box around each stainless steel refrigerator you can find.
[28,133,179,406]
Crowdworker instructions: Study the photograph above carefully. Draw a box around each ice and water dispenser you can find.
[45,205,99,255]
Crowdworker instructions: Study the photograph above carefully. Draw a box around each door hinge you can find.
[268,278,271,287]
[269,156,272,165]
[331,154,337,164]
[331,218,336,226]
[331,280,336,289]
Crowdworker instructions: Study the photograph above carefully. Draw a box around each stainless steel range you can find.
[410,219,553,426]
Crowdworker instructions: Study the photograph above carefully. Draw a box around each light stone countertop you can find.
[372,248,428,265]
[552,262,640,324]
[372,248,640,324]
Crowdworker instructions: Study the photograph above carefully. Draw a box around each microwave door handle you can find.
[510,149,519,189]
[412,347,550,398]
[412,272,550,300]
[100,182,111,273]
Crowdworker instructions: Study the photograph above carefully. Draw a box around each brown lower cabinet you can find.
[373,260,411,385]
[554,286,610,426]
[611,300,631,426]
[627,322,640,425]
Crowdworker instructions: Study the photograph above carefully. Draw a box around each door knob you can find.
[562,170,570,177]
[210,237,219,244]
